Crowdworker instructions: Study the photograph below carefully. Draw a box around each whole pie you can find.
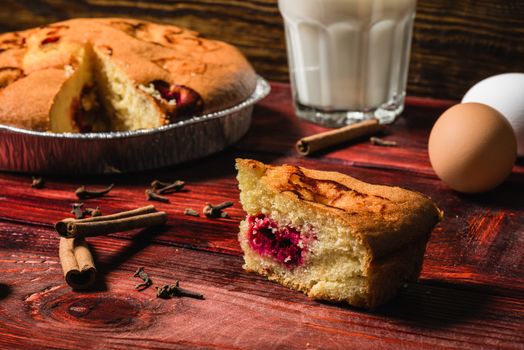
[236,159,442,308]
[0,18,257,132]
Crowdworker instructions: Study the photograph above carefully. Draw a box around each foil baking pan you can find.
[0,76,270,175]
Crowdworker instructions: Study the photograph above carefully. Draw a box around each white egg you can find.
[462,73,524,156]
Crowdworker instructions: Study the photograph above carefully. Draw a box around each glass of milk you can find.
[279,0,417,127]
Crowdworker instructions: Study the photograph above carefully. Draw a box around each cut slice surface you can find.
[92,49,166,131]
[49,45,101,133]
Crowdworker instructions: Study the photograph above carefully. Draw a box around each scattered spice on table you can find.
[156,281,204,300]
[55,205,167,238]
[151,179,185,194]
[85,206,102,217]
[71,204,102,219]
[203,201,233,218]
[75,184,114,199]
[31,176,45,189]
[71,203,86,219]
[370,136,398,147]
[296,119,383,155]
[145,189,170,203]
[133,267,153,291]
[184,208,200,217]
[150,180,172,189]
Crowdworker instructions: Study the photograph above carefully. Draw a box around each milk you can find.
[279,0,416,125]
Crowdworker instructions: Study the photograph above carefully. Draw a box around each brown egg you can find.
[428,102,517,193]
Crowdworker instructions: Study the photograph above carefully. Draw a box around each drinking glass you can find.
[279,0,417,127]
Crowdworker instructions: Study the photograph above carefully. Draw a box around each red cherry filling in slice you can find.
[247,214,315,268]
[71,85,106,132]
[150,80,204,121]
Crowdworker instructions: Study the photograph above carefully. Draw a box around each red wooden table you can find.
[0,83,523,349]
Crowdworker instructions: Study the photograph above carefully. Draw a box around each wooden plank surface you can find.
[1,223,523,350]
[1,0,524,100]
[0,83,523,349]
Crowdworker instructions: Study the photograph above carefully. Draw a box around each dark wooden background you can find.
[1,0,523,100]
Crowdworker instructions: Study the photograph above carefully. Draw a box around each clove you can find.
[155,180,185,194]
[75,184,114,199]
[370,136,398,147]
[203,201,233,218]
[151,179,185,194]
[184,208,200,217]
[85,206,102,217]
[71,203,85,219]
[145,189,169,203]
[31,176,45,189]
[133,267,152,291]
[150,180,171,189]
[156,281,204,300]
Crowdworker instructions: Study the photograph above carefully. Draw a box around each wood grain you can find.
[1,222,523,350]
[0,83,523,349]
[1,0,524,99]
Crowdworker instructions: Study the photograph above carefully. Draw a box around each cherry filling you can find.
[41,36,60,45]
[247,214,315,268]
[71,85,102,132]
[150,80,204,121]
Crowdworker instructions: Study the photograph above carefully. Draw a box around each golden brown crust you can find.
[0,69,68,130]
[0,18,257,131]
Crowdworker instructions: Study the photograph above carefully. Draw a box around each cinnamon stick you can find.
[55,205,167,238]
[55,205,156,235]
[70,205,158,223]
[59,237,96,290]
[296,119,383,155]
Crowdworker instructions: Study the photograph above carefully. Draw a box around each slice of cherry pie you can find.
[236,158,442,308]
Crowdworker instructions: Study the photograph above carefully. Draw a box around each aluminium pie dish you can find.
[0,76,269,174]
[0,18,269,174]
